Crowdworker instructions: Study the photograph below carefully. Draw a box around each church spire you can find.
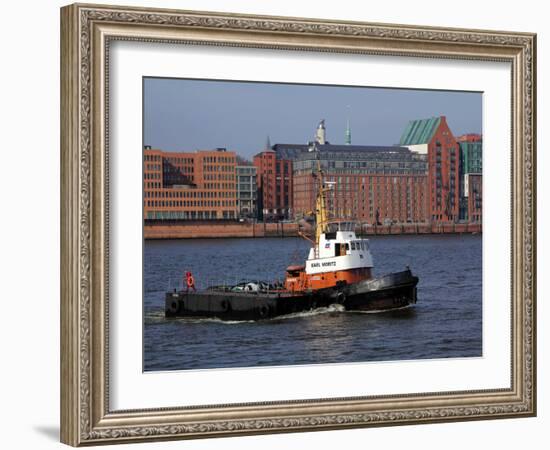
[345,118,352,145]
[265,135,272,150]
[345,105,352,145]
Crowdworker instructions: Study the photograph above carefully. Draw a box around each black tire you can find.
[258,305,270,318]
[336,292,346,304]
[220,299,231,312]
[167,299,180,315]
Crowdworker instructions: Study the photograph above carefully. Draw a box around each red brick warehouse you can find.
[399,116,461,223]
[292,145,429,224]
[253,142,294,220]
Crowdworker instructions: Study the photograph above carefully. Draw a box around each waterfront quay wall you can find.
[144,221,299,239]
[144,221,482,239]
[360,222,481,235]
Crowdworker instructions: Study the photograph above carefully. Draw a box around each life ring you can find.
[258,305,270,318]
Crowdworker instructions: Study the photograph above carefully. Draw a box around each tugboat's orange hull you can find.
[285,267,372,292]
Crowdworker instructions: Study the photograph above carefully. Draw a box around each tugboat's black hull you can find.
[165,269,418,321]
[339,270,418,311]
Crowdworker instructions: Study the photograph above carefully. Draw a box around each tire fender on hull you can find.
[220,299,231,312]
[257,305,271,318]
[336,292,346,304]
[167,298,180,314]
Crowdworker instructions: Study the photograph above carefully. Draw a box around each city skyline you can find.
[143,77,482,160]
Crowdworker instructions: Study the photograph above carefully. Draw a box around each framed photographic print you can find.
[60,3,536,446]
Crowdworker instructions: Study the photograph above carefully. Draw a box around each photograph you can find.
[142,78,483,371]
[57,2,537,446]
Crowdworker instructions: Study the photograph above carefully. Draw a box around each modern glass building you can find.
[236,165,257,218]
[457,134,483,221]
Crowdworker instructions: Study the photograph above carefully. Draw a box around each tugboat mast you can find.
[314,156,331,245]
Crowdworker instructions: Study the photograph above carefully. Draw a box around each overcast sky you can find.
[144,77,482,160]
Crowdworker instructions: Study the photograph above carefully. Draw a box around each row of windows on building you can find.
[306,192,427,206]
[275,165,290,174]
[144,172,161,180]
[295,175,426,184]
[237,167,256,174]
[203,173,235,181]
[203,182,236,190]
[202,156,235,164]
[326,197,426,209]
[297,168,427,176]
[237,184,257,192]
[326,209,425,222]
[144,154,161,162]
[295,184,426,194]
[145,200,236,208]
[297,152,424,162]
[296,160,427,170]
[202,164,235,173]
[237,193,256,200]
[434,145,457,153]
[328,202,425,213]
[162,157,195,165]
[146,210,236,220]
[144,190,235,199]
[145,164,161,171]
[432,214,458,221]
[145,182,161,189]
[164,165,194,173]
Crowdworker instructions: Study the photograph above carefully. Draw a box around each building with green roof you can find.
[399,116,442,148]
[399,116,460,223]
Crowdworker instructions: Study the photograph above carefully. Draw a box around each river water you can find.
[144,234,482,371]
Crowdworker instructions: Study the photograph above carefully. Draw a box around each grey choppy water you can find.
[144,234,482,371]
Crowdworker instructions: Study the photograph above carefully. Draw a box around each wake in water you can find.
[146,303,347,325]
[349,304,415,314]
[269,303,345,321]
[145,303,412,325]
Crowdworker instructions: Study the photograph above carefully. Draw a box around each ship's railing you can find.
[167,273,286,294]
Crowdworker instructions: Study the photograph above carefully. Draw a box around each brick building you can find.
[292,144,429,224]
[143,147,238,220]
[252,121,330,220]
[143,117,480,226]
[253,118,477,225]
[253,149,293,220]
[400,116,460,223]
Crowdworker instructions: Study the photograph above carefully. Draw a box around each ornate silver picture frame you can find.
[60,3,536,446]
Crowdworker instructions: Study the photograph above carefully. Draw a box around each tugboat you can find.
[165,150,418,320]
